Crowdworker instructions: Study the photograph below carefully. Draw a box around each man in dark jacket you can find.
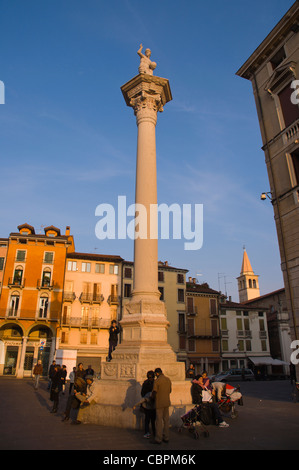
[141,370,156,438]
[108,320,120,361]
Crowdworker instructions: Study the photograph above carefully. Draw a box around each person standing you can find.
[50,364,63,413]
[47,360,56,390]
[33,360,43,390]
[140,370,156,439]
[61,365,67,394]
[69,367,76,395]
[108,320,120,361]
[151,368,172,444]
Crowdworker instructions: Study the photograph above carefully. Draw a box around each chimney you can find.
[192,278,196,284]
[65,226,70,236]
[188,277,193,283]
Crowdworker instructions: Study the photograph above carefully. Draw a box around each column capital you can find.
[121,74,172,116]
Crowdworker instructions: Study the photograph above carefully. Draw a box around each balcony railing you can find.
[63,291,76,302]
[0,308,60,321]
[8,277,26,288]
[37,279,54,290]
[61,315,110,329]
[237,330,252,338]
[108,295,119,305]
[186,306,198,316]
[79,293,104,304]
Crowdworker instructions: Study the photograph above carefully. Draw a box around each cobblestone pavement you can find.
[0,377,298,453]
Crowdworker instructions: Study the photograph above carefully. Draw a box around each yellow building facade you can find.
[185,279,221,376]
[59,252,123,373]
[121,260,188,364]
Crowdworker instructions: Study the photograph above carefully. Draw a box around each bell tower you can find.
[237,248,260,302]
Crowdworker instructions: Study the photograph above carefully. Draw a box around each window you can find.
[210,299,217,316]
[16,250,26,261]
[38,296,49,318]
[188,339,195,352]
[270,47,286,69]
[290,149,299,186]
[9,294,19,316]
[44,252,54,263]
[259,319,265,331]
[178,289,184,302]
[261,340,267,352]
[0,257,5,270]
[80,331,87,344]
[91,332,97,345]
[124,283,132,298]
[93,283,101,301]
[278,83,299,128]
[109,264,118,275]
[158,271,164,282]
[42,269,51,287]
[95,263,105,274]
[221,317,227,330]
[222,340,228,352]
[245,340,252,352]
[67,261,77,271]
[179,335,186,350]
[158,286,164,301]
[177,273,184,284]
[178,313,185,333]
[61,331,69,344]
[81,262,91,273]
[124,267,132,278]
[13,268,23,286]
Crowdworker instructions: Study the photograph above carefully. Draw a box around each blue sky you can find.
[0,0,294,301]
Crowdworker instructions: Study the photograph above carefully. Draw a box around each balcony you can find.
[37,279,54,290]
[237,330,252,338]
[259,331,267,339]
[283,118,299,146]
[61,315,110,329]
[8,277,25,289]
[186,306,198,316]
[63,291,76,302]
[79,293,104,304]
[108,295,119,305]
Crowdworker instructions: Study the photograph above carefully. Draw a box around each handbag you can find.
[202,389,213,403]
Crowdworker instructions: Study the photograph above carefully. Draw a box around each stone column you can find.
[16,336,27,378]
[80,64,193,429]
[103,73,184,378]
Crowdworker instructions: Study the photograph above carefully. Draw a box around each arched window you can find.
[249,279,252,288]
[253,279,257,288]
[42,268,51,287]
[9,292,20,316]
[13,266,23,286]
[38,295,49,319]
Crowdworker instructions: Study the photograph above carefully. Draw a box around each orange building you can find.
[0,224,74,377]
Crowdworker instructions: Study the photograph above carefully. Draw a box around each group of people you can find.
[46,361,96,423]
[133,368,172,445]
[189,370,242,428]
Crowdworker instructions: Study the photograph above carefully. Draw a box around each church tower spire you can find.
[237,248,260,302]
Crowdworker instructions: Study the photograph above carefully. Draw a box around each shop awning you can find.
[248,356,288,366]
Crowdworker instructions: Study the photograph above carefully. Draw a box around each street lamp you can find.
[260,192,273,202]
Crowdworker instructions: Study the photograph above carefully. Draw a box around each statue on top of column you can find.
[137,44,157,75]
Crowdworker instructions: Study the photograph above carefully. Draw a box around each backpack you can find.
[200,404,213,426]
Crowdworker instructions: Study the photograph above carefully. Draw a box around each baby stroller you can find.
[179,405,210,439]
[217,384,243,419]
